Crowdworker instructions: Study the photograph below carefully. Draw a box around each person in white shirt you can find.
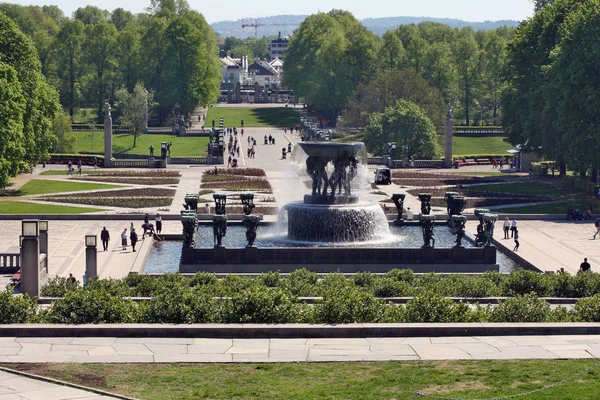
[406,207,414,221]
[503,217,510,239]
[205,203,210,214]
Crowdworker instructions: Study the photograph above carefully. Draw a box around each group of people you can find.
[99,213,163,252]
[502,217,520,251]
[66,160,83,175]
[492,156,513,170]
[247,136,257,158]
[264,134,276,145]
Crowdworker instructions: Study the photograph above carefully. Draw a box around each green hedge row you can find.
[563,175,598,195]
[41,270,600,299]
[4,285,600,324]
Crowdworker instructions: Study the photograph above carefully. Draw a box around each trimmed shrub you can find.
[0,290,39,323]
[221,286,299,324]
[447,275,502,298]
[384,269,415,284]
[190,272,219,287]
[404,292,475,323]
[284,268,318,296]
[353,272,378,288]
[124,273,160,297]
[313,286,386,324]
[47,288,137,324]
[572,294,600,322]
[488,294,552,322]
[373,278,413,297]
[260,271,282,288]
[41,276,79,297]
[502,271,552,296]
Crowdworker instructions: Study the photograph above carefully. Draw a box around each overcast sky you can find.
[4,0,535,23]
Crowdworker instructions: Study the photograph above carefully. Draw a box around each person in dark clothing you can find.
[155,213,162,234]
[580,258,591,272]
[130,228,138,252]
[513,229,520,251]
[100,227,110,251]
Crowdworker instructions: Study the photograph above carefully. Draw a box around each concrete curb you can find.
[0,366,138,400]
[1,323,600,338]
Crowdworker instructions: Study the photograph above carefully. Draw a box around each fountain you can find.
[283,142,389,243]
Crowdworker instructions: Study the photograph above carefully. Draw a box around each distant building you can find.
[248,60,280,88]
[269,32,289,61]
[219,55,248,88]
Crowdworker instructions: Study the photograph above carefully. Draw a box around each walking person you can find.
[77,160,82,174]
[121,228,128,251]
[155,213,162,234]
[100,227,110,251]
[130,228,138,252]
[594,216,600,239]
[513,229,520,251]
[503,217,510,239]
[67,161,72,175]
[510,218,517,238]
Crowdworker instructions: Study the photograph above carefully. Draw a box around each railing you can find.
[0,253,20,274]
[368,157,384,165]
[111,159,149,168]
[453,126,507,136]
[168,157,208,164]
[413,160,444,168]
[146,127,175,135]
[71,125,132,133]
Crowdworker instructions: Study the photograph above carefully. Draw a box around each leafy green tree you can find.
[454,30,481,125]
[140,16,168,122]
[481,30,510,124]
[422,42,456,103]
[51,109,77,153]
[364,99,440,158]
[116,83,154,147]
[111,8,134,31]
[73,5,109,25]
[342,69,445,128]
[377,30,406,71]
[117,21,142,92]
[407,35,428,75]
[85,20,118,122]
[0,11,59,168]
[56,19,84,116]
[0,62,26,188]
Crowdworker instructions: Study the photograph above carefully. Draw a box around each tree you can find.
[85,20,118,122]
[342,69,445,128]
[480,31,509,124]
[0,62,26,188]
[116,83,154,147]
[364,100,440,158]
[422,42,456,103]
[377,30,406,71]
[56,19,84,116]
[111,8,134,31]
[0,11,59,168]
[117,21,142,92]
[454,30,481,125]
[51,110,77,153]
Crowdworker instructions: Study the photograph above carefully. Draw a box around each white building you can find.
[269,32,289,61]
[220,55,248,87]
[248,60,280,88]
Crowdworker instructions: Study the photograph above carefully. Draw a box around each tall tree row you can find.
[503,0,600,177]
[284,13,515,127]
[1,0,221,124]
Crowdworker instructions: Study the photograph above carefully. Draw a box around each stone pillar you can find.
[103,103,113,167]
[39,221,48,274]
[20,220,40,298]
[85,234,98,281]
[444,103,453,168]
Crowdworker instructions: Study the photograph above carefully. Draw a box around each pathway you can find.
[0,335,598,362]
[0,368,115,399]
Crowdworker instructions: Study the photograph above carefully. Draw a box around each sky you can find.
[4,0,535,23]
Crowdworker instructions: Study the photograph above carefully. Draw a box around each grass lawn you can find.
[17,180,123,196]
[451,136,512,156]
[74,132,209,157]
[205,106,300,127]
[9,360,600,400]
[453,171,519,176]
[465,181,555,196]
[0,201,104,214]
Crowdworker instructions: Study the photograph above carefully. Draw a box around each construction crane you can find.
[241,20,291,38]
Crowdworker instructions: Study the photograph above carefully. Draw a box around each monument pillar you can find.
[20,220,40,298]
[39,220,48,274]
[103,103,113,167]
[444,103,453,168]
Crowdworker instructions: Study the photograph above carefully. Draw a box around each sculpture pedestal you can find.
[303,195,359,205]
[244,246,258,263]
[214,246,226,262]
[453,246,466,263]
[421,247,434,263]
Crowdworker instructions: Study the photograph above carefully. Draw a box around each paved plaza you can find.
[0,335,598,363]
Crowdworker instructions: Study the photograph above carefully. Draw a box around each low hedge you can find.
[40,270,600,299]
[10,282,600,323]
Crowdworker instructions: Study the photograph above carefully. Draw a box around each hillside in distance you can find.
[211,15,520,39]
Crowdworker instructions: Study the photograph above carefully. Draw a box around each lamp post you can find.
[85,234,98,283]
[21,220,40,297]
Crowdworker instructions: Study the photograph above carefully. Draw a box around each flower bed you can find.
[41,196,173,208]
[200,178,272,191]
[72,176,180,185]
[41,188,176,198]
[91,170,181,177]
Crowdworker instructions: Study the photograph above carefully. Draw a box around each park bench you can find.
[10,270,20,285]
[464,159,477,165]
[477,158,492,165]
